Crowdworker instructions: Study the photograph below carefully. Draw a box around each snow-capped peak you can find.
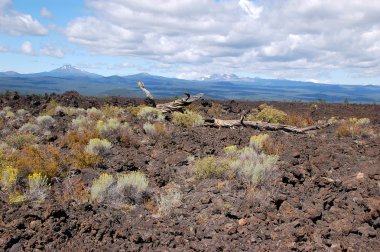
[47,64,101,78]
[57,64,83,72]
[199,73,240,81]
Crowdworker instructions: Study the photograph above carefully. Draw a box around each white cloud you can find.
[0,0,10,10]
[64,0,380,80]
[0,44,8,52]
[238,0,263,19]
[21,41,34,55]
[40,7,53,18]
[40,45,64,58]
[176,72,203,80]
[0,0,48,36]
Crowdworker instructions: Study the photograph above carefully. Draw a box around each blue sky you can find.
[0,0,380,85]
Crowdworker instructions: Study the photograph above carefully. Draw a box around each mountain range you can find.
[0,65,379,103]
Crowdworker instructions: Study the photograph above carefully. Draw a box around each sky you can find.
[0,0,380,85]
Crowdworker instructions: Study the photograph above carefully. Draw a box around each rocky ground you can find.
[0,91,379,251]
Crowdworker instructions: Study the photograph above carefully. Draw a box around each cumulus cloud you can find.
[0,44,8,52]
[40,7,53,18]
[238,0,263,19]
[0,0,48,36]
[64,0,380,80]
[40,45,64,58]
[0,0,11,10]
[21,41,34,55]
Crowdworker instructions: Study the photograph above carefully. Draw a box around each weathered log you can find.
[204,118,332,133]
[137,81,204,113]
[156,93,204,113]
[138,81,154,100]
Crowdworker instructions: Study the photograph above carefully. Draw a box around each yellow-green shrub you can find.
[69,147,101,169]
[36,115,55,127]
[5,133,37,149]
[0,165,18,192]
[143,122,168,138]
[228,147,278,186]
[85,138,112,156]
[96,118,129,139]
[8,191,26,204]
[90,173,114,202]
[126,105,146,117]
[256,105,287,124]
[137,107,164,122]
[61,130,99,149]
[86,107,103,120]
[224,145,237,156]
[14,144,62,178]
[43,100,61,116]
[207,103,224,117]
[192,156,228,179]
[172,110,204,127]
[101,104,124,118]
[71,115,95,132]
[249,133,269,150]
[117,171,148,192]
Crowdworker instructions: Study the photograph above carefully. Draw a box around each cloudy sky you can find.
[0,0,379,85]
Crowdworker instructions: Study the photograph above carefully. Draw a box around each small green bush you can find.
[36,115,55,127]
[5,133,37,149]
[255,105,287,124]
[19,123,40,135]
[249,133,269,150]
[96,118,129,139]
[192,156,228,179]
[229,147,278,186]
[86,107,103,120]
[72,115,94,132]
[90,172,148,204]
[117,171,148,192]
[126,105,146,117]
[90,173,114,202]
[172,110,204,127]
[137,107,164,122]
[16,109,29,117]
[85,138,112,156]
[101,104,124,118]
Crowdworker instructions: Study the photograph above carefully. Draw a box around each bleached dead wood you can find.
[138,81,154,100]
[138,81,204,113]
[204,118,332,133]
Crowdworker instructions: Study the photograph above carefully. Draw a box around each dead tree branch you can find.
[137,81,204,113]
[204,118,332,133]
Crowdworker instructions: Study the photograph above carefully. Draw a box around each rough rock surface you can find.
[0,92,379,251]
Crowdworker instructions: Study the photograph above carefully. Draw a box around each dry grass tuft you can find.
[286,114,314,127]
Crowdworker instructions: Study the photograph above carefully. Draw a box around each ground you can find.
[0,91,379,251]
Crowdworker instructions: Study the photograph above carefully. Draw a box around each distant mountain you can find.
[11,64,103,78]
[0,66,379,103]
[0,71,21,77]
[43,64,102,78]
